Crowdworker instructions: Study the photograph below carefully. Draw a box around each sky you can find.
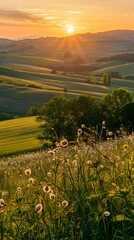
[0,0,134,39]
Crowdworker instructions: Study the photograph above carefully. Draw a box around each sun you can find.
[66,25,75,34]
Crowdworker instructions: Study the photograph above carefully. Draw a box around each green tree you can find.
[27,106,40,116]
[37,96,75,144]
[69,95,99,128]
[100,88,133,129]
[102,72,111,86]
[120,102,134,132]
[102,73,107,86]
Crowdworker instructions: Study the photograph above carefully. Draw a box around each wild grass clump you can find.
[0,134,134,240]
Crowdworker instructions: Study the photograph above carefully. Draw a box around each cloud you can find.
[65,11,83,14]
[0,8,63,29]
[0,9,43,22]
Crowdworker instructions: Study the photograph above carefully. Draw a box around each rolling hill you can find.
[0,30,134,115]
[0,30,134,62]
[0,116,42,157]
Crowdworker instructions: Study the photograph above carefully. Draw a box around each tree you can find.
[102,72,111,86]
[120,102,134,132]
[37,96,76,144]
[36,95,100,146]
[64,51,72,63]
[69,95,99,128]
[100,88,133,129]
[27,106,40,116]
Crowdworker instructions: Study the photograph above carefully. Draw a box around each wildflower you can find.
[102,121,106,125]
[43,185,51,193]
[99,165,104,169]
[35,204,43,213]
[72,160,77,166]
[103,211,110,217]
[81,124,85,129]
[60,139,68,148]
[108,131,113,136]
[123,144,129,149]
[87,160,92,165]
[0,199,5,206]
[48,150,55,156]
[19,175,23,178]
[47,172,51,177]
[28,178,35,184]
[17,187,21,192]
[50,193,56,200]
[77,129,82,135]
[62,200,68,207]
[24,168,31,175]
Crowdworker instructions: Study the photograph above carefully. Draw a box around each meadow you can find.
[0,29,134,240]
[0,132,133,239]
[0,117,42,157]
[0,55,134,115]
[92,62,134,76]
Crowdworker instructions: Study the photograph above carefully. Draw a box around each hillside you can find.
[0,116,42,157]
[0,30,134,115]
[92,62,134,76]
[0,30,134,63]
[0,62,134,114]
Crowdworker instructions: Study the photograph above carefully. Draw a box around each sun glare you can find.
[66,25,75,34]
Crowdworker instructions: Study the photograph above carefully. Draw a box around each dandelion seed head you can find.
[35,204,43,213]
[60,139,68,148]
[103,211,110,217]
[62,200,68,207]
[47,172,51,177]
[50,193,56,200]
[28,178,35,184]
[24,168,31,175]
[0,199,5,206]
[81,124,85,129]
[99,165,104,169]
[77,128,82,135]
[43,185,51,193]
[17,187,21,192]
[87,160,92,165]
[48,150,55,156]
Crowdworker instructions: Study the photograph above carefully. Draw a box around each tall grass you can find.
[0,134,134,239]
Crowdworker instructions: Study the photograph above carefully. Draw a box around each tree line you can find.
[27,88,134,146]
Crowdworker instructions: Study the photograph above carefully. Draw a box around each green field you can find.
[0,54,134,115]
[0,116,42,157]
[92,62,134,76]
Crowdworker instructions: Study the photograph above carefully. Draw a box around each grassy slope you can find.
[0,54,63,66]
[92,62,134,76]
[0,64,107,114]
[0,116,42,156]
[0,54,134,115]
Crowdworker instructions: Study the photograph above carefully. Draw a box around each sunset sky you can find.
[0,0,134,39]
